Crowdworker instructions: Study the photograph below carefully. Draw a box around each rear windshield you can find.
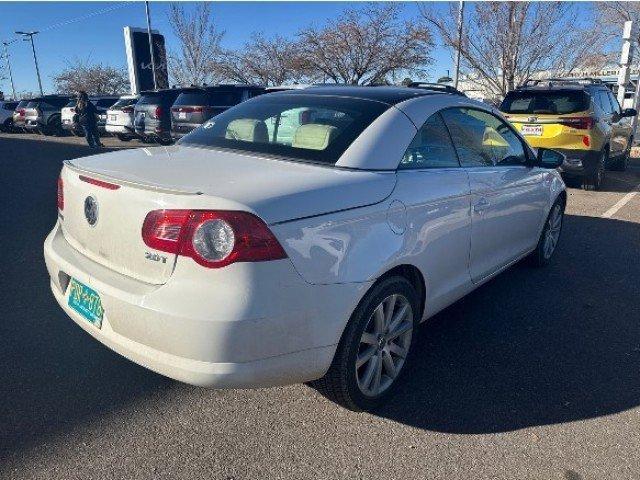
[16,100,29,109]
[179,94,388,165]
[65,100,76,108]
[26,101,39,109]
[138,91,180,105]
[500,90,590,115]
[95,98,117,108]
[137,94,162,105]
[174,91,242,107]
[111,97,138,108]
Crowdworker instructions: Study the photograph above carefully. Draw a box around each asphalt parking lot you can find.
[1,132,639,480]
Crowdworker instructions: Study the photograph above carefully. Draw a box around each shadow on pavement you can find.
[0,136,171,460]
[377,213,640,433]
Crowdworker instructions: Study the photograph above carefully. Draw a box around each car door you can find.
[393,112,472,313]
[605,90,632,156]
[441,107,548,283]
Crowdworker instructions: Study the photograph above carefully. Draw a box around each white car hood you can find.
[68,145,397,224]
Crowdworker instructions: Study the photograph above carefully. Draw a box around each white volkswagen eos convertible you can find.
[44,86,566,411]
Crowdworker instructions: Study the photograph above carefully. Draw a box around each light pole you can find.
[144,1,158,90]
[16,31,43,95]
[2,41,17,99]
[453,0,465,90]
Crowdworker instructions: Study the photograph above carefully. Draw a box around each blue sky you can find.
[0,1,594,96]
[0,1,457,95]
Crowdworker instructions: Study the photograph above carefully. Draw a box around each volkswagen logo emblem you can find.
[84,196,99,227]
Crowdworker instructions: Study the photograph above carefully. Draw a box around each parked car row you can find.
[1,84,268,143]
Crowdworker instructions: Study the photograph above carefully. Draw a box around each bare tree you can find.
[52,59,129,94]
[167,3,224,86]
[297,3,433,85]
[422,2,602,97]
[597,2,640,44]
[217,34,306,86]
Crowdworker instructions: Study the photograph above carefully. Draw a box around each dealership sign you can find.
[123,26,168,94]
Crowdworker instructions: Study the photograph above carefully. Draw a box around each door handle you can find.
[473,198,490,214]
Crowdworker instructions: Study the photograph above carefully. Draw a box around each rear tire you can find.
[529,198,565,267]
[583,150,606,191]
[116,134,131,142]
[310,276,419,412]
[609,147,630,172]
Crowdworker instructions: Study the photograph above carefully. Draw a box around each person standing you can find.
[75,91,103,148]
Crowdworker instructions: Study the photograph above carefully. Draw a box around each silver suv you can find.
[23,95,72,136]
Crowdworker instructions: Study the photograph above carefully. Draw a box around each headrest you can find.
[292,124,338,151]
[225,119,268,143]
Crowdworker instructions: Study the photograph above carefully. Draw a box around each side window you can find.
[596,91,613,115]
[607,91,621,115]
[441,108,528,167]
[399,112,459,169]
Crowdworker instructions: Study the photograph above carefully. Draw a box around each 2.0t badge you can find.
[84,196,99,226]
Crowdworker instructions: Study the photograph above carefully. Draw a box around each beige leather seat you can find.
[292,124,338,151]
[225,119,269,143]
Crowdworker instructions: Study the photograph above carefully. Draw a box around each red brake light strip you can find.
[79,175,121,190]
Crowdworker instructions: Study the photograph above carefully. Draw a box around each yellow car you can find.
[500,79,636,190]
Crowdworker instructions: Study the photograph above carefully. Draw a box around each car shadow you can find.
[0,136,172,460]
[375,213,640,433]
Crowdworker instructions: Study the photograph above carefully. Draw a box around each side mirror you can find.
[621,108,638,118]
[536,148,565,169]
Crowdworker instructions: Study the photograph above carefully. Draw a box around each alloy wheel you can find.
[543,204,562,260]
[356,294,413,397]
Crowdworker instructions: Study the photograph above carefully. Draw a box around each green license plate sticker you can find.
[68,278,104,328]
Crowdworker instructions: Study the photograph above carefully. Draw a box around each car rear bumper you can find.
[105,124,134,134]
[44,221,366,388]
[556,149,601,177]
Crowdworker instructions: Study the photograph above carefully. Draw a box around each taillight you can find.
[141,210,287,268]
[70,107,76,113]
[154,106,162,119]
[57,177,64,211]
[559,116,595,130]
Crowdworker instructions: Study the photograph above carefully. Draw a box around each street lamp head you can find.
[15,31,39,36]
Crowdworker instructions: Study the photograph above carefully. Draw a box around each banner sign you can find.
[124,26,168,94]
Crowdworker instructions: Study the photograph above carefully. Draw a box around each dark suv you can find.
[134,89,184,144]
[170,85,264,139]
[500,78,636,189]
[23,95,72,136]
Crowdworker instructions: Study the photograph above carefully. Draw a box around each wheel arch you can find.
[373,264,426,321]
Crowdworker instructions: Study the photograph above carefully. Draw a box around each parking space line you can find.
[602,183,640,219]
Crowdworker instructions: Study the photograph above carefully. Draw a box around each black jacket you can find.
[76,101,97,126]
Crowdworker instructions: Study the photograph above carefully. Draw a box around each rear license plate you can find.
[68,278,104,328]
[179,112,187,119]
[521,124,543,136]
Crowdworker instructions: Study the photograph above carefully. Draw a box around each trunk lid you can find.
[61,146,395,284]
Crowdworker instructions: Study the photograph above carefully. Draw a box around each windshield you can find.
[500,90,590,115]
[179,94,389,165]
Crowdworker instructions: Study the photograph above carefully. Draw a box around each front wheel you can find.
[529,199,564,267]
[310,276,419,411]
[116,134,131,142]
